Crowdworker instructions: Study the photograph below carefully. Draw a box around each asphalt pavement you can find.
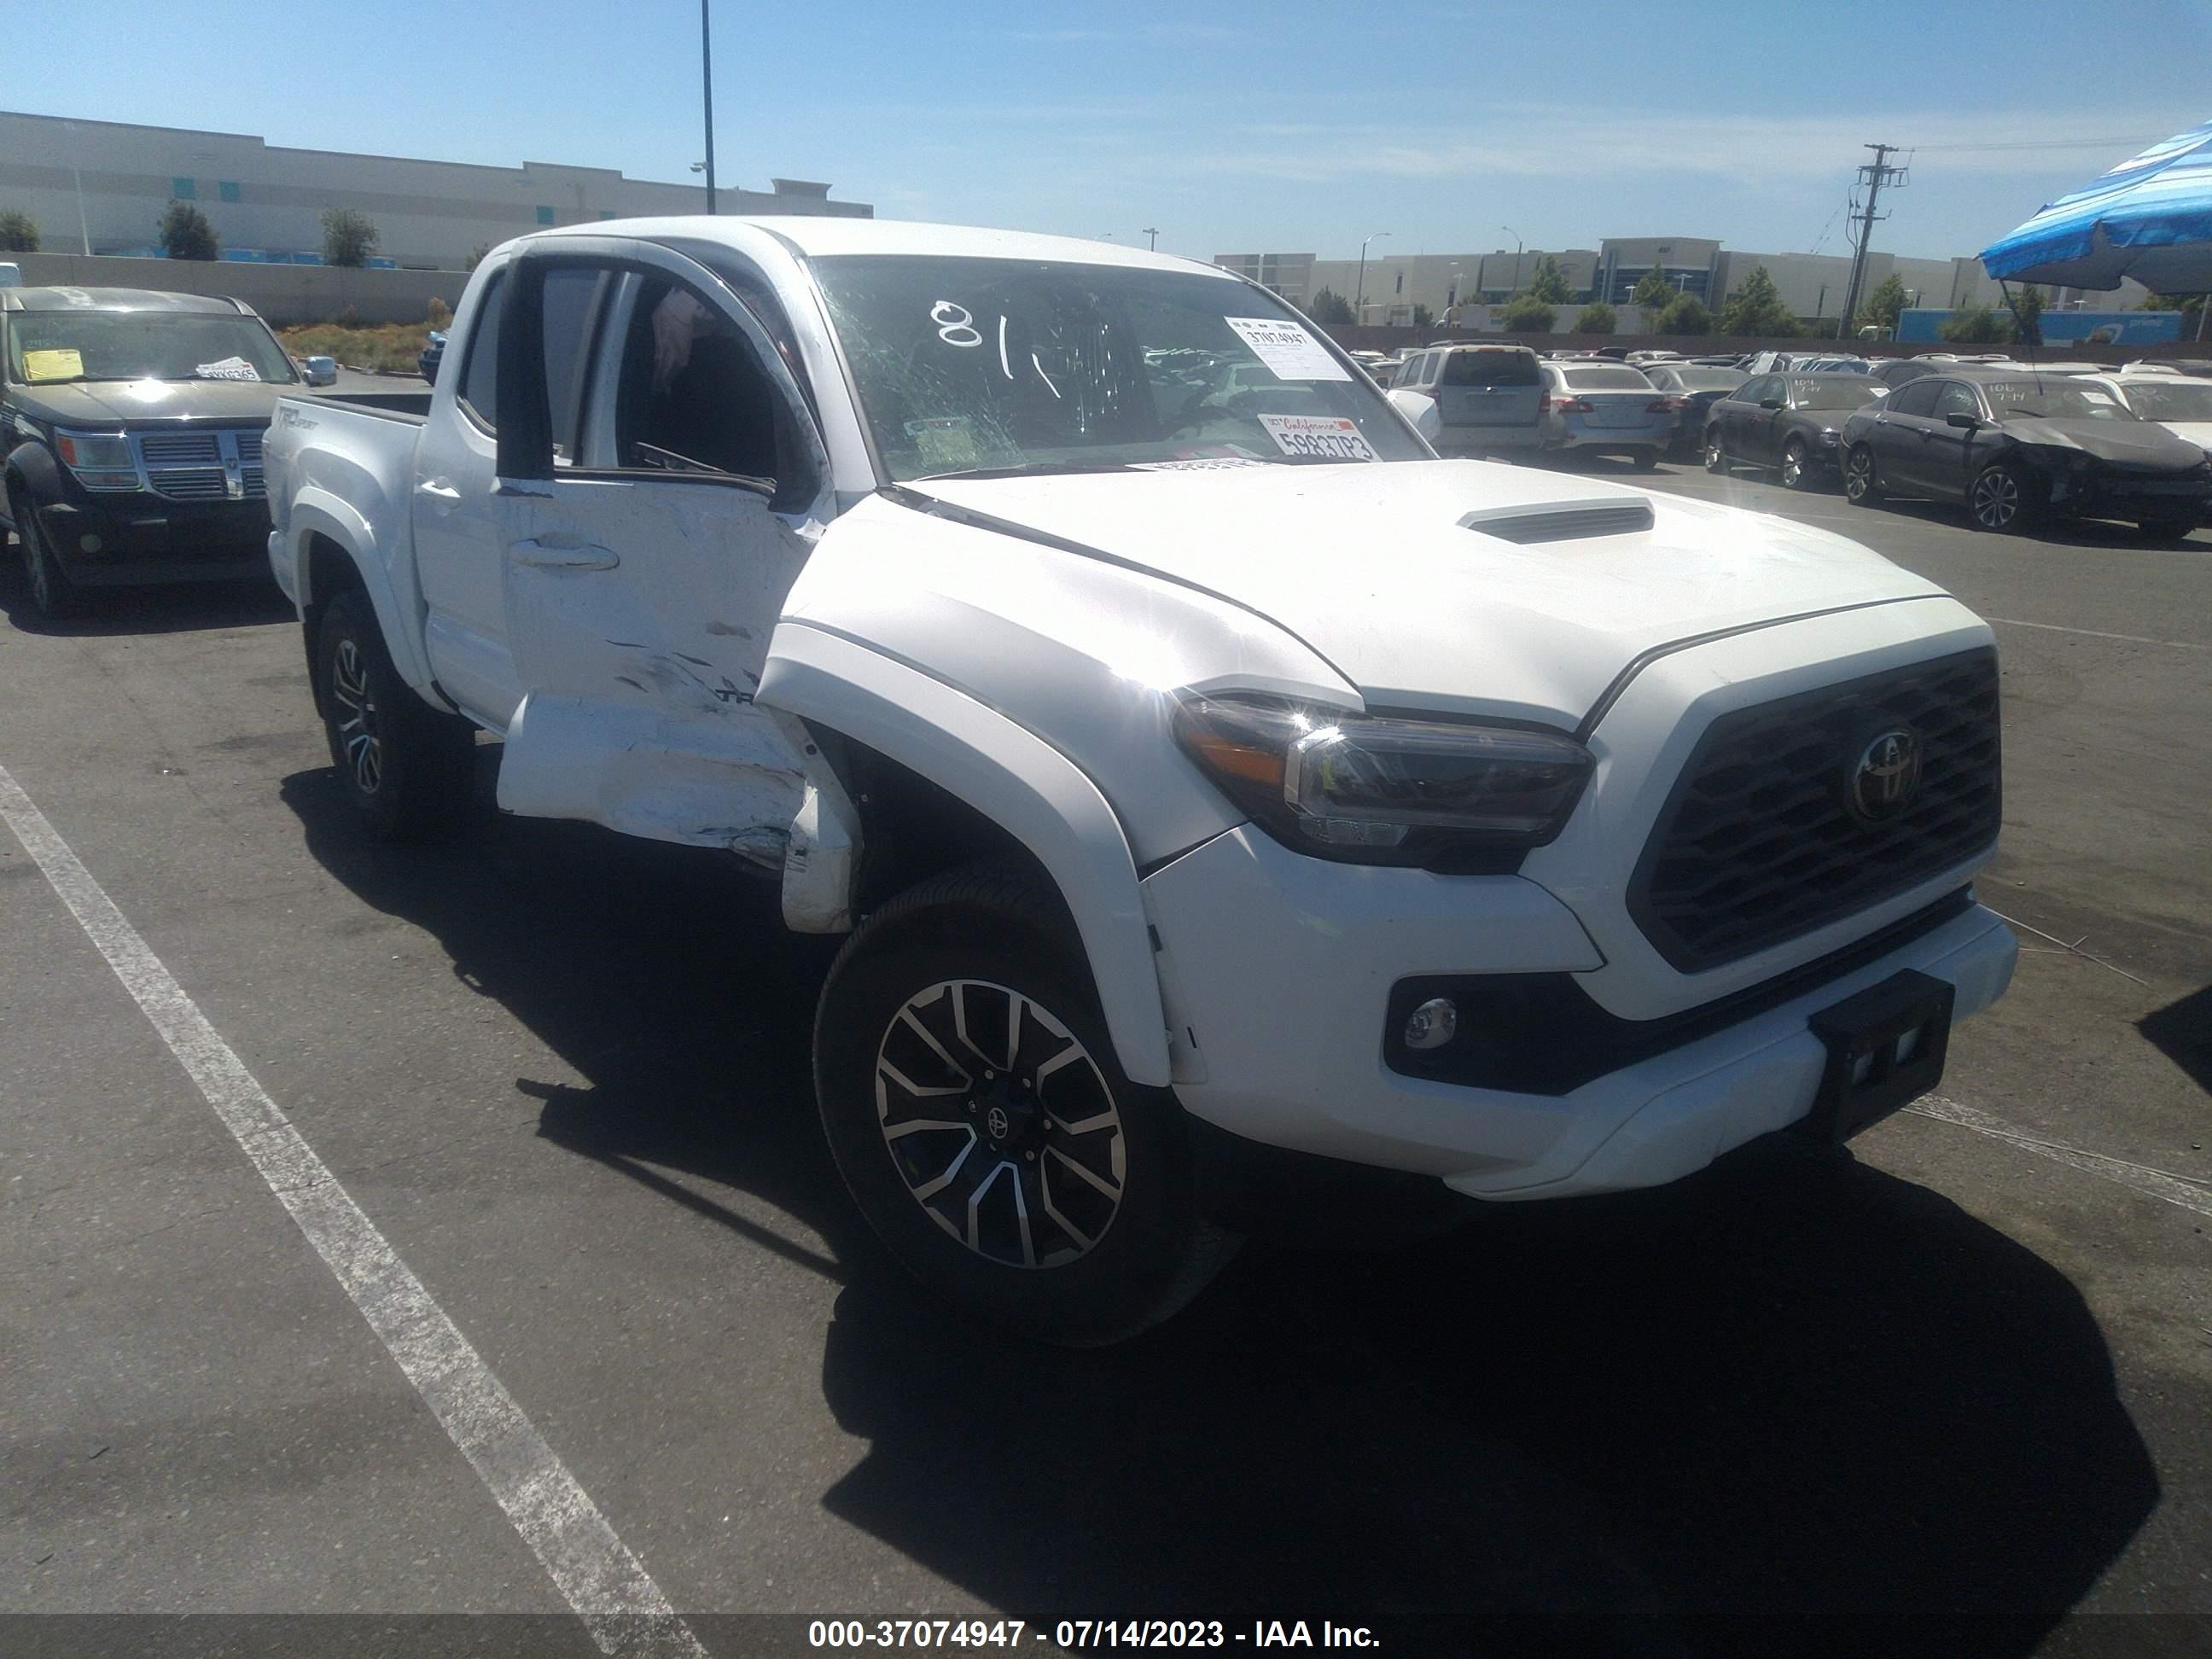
[1,445,2207,1655]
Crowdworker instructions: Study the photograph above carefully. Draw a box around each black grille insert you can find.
[1629,649,2000,971]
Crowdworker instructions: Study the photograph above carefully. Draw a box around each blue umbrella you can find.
[1981,119,2212,292]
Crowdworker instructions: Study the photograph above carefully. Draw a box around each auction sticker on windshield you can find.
[22,348,83,382]
[1258,413,1378,461]
[1225,317,1351,381]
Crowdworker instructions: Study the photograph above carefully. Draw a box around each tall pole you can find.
[1141,227,1159,251]
[1355,230,1388,322]
[72,164,90,255]
[1837,143,1905,341]
[700,0,718,214]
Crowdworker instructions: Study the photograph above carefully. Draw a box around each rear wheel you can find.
[1969,461,2043,534]
[1631,449,1659,472]
[814,862,1234,1346]
[2137,517,2196,544]
[315,587,477,841]
[1780,438,1813,491]
[13,497,83,620]
[1703,431,1729,473]
[1843,445,1882,505]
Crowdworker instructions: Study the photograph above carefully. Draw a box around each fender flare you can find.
[284,485,441,697]
[759,621,1174,1088]
[3,439,62,522]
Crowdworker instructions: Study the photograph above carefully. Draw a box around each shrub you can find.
[1862,273,1910,332]
[159,201,219,261]
[1500,294,1556,333]
[1574,302,1616,335]
[1719,265,1798,335]
[322,207,380,269]
[0,211,38,253]
[1307,286,1354,323]
[1938,304,2014,344]
[1656,294,1713,335]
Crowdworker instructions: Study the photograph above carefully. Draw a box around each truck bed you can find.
[304,390,432,422]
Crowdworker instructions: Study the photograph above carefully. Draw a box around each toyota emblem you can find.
[985,1105,1012,1141]
[1849,728,1922,823]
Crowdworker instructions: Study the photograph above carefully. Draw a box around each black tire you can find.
[815,861,1234,1346]
[315,586,477,841]
[1843,445,1882,505]
[1703,430,1729,473]
[2137,517,2196,544]
[1780,437,1813,492]
[1968,461,2043,534]
[1631,448,1659,472]
[12,495,84,619]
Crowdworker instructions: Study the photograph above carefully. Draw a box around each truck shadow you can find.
[0,557,293,637]
[280,764,2156,1650]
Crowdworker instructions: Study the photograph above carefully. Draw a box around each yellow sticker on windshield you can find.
[23,348,84,382]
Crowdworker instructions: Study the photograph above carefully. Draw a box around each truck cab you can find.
[265,218,2017,1343]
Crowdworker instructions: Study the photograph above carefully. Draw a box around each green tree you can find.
[158,201,219,261]
[321,207,380,269]
[2003,282,2046,339]
[1656,294,1713,335]
[1307,286,1354,324]
[464,242,493,271]
[1522,253,1573,306]
[0,210,38,253]
[2136,289,2206,330]
[1718,265,1800,336]
[1937,303,2015,344]
[1411,301,1435,329]
[1862,272,1910,332]
[1630,268,1675,320]
[1500,294,1556,334]
[1573,301,1616,334]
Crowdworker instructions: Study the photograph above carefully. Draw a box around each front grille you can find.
[137,431,220,467]
[1629,648,2000,971]
[235,430,263,464]
[150,468,230,501]
[242,465,265,497]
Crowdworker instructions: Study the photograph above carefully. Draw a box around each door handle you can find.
[509,537,620,571]
[416,479,462,516]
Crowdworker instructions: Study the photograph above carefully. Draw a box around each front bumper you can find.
[1142,825,2016,1202]
[26,494,271,586]
[2050,467,2212,524]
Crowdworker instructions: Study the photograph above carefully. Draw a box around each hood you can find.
[921,459,1946,727]
[7,377,289,429]
[2148,419,2212,454]
[2000,416,2207,467]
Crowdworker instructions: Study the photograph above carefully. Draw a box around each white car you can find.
[2078,370,2212,455]
[263,216,2017,1343]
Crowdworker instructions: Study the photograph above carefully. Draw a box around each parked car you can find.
[1537,361,1672,466]
[1869,358,1949,393]
[265,216,2017,1344]
[1704,372,1883,490]
[1392,343,1545,456]
[1841,367,2212,537]
[1791,356,1871,375]
[294,354,338,387]
[1641,364,1749,455]
[2075,371,2212,457]
[0,286,299,617]
[418,329,447,383]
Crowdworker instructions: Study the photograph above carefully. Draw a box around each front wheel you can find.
[315,587,478,841]
[1780,438,1813,491]
[814,863,1233,1346]
[1703,431,1729,473]
[13,498,83,619]
[1969,461,2043,534]
[1843,445,1882,505]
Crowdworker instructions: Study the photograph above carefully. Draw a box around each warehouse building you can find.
[0,109,870,271]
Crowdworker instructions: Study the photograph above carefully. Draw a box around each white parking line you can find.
[1984,616,2209,651]
[1910,1094,2212,1220]
[0,760,707,1656]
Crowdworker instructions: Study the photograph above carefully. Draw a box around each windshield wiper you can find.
[915,460,1138,481]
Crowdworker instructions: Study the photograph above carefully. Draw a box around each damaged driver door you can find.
[491,238,831,864]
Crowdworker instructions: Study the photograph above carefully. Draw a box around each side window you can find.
[1738,375,1776,405]
[607,276,818,512]
[458,272,507,428]
[1933,381,1981,421]
[1888,380,1941,417]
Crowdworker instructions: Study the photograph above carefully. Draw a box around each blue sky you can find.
[14,0,2212,262]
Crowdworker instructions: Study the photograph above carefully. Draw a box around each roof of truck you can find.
[522,215,1234,278]
[0,286,253,314]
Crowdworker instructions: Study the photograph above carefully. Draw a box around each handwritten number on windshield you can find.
[930,301,982,348]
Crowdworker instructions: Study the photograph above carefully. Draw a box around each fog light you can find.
[79,533,105,555]
[1404,997,1458,1050]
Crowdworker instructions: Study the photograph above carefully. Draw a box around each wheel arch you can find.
[760,620,1173,1088]
[283,492,445,712]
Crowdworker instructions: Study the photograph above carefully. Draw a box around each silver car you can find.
[1394,344,1545,455]
[1538,362,1672,468]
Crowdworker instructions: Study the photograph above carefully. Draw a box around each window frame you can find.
[495,238,830,516]
[1885,378,1945,418]
[1931,381,1982,422]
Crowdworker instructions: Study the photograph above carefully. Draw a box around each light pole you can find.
[699,0,718,213]
[1502,225,1523,294]
[1354,230,1388,322]
[1447,263,1462,329]
[1140,227,1159,251]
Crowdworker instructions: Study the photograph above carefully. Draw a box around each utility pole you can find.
[700,0,718,213]
[1837,143,1906,341]
[1140,227,1159,251]
[1354,230,1388,322]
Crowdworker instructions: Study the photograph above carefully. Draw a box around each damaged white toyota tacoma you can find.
[265,218,2016,1343]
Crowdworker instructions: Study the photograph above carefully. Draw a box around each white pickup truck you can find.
[265,217,2017,1343]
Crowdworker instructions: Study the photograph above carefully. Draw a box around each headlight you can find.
[1819,429,1841,445]
[55,429,139,491]
[1171,691,1593,869]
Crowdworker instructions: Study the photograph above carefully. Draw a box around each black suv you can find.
[2,287,299,616]
[1840,367,2212,538]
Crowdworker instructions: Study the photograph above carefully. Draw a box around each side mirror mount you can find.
[1945,410,1981,429]
[1758,397,1784,410]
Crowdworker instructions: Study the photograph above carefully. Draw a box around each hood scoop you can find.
[1458,498,1655,545]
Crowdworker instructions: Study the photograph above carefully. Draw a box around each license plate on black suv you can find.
[1800,970,1956,1143]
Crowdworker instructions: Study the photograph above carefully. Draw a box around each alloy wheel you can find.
[1782,443,1805,488]
[1971,468,2019,529]
[329,637,384,795]
[873,978,1126,1269]
[1845,450,1875,501]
